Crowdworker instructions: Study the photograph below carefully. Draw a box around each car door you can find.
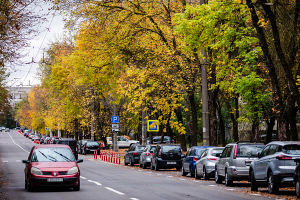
[255,145,270,180]
[125,146,134,163]
[218,146,232,176]
[197,149,208,176]
[183,149,192,171]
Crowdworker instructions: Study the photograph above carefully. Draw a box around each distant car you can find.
[146,136,174,144]
[117,136,139,148]
[78,139,93,154]
[215,141,265,186]
[33,135,41,144]
[39,136,46,144]
[5,128,10,132]
[1,127,5,131]
[49,136,59,144]
[82,141,100,155]
[151,144,184,171]
[58,138,78,160]
[44,137,50,144]
[22,145,83,192]
[250,141,300,194]
[195,147,224,179]
[139,144,156,169]
[181,146,214,177]
[124,145,146,166]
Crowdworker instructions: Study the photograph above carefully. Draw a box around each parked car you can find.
[249,141,300,194]
[82,141,100,155]
[1,126,5,132]
[182,146,213,177]
[151,144,184,171]
[33,135,41,144]
[39,136,46,144]
[146,136,175,144]
[44,137,50,144]
[195,147,224,179]
[294,159,300,198]
[124,145,146,166]
[49,136,59,144]
[78,139,93,154]
[117,136,139,148]
[139,144,156,169]
[22,144,83,191]
[58,138,78,160]
[5,128,10,132]
[215,141,265,186]
[28,133,35,139]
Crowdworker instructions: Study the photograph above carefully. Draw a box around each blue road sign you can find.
[112,116,119,123]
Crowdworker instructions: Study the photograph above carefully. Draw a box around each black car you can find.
[146,136,174,144]
[78,139,93,154]
[151,144,184,171]
[295,159,300,197]
[124,145,146,166]
[82,141,100,155]
[58,138,79,160]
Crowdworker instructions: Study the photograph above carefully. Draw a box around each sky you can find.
[6,2,65,88]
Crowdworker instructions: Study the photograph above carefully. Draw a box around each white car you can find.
[107,136,139,148]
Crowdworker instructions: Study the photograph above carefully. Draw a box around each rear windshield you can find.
[150,146,156,151]
[237,144,265,157]
[136,146,146,152]
[283,145,300,155]
[162,146,181,153]
[196,149,206,156]
[211,148,224,157]
[59,141,77,146]
[87,142,99,146]
[31,147,75,162]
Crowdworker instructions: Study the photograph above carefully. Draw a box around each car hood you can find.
[32,162,76,171]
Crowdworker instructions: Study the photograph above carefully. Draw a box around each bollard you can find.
[105,152,107,162]
[118,154,120,165]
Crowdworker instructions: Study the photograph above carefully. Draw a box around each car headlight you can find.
[67,166,78,175]
[31,167,42,175]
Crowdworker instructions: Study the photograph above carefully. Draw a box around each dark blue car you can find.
[181,146,214,177]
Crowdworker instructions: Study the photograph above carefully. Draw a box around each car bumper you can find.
[157,159,182,168]
[227,166,249,180]
[30,177,79,188]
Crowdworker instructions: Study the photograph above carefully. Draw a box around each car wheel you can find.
[176,167,181,171]
[73,180,80,191]
[124,157,128,165]
[268,172,279,194]
[251,170,258,191]
[150,161,154,170]
[224,170,232,186]
[129,158,134,166]
[181,166,187,176]
[142,162,146,169]
[203,167,208,180]
[139,160,142,168]
[25,178,27,189]
[195,168,200,179]
[215,167,222,184]
[296,179,300,198]
[155,162,159,171]
[27,178,33,192]
[190,166,195,177]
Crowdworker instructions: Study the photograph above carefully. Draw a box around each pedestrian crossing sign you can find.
[147,120,159,132]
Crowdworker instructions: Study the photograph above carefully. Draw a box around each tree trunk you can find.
[290,107,298,141]
[175,107,187,151]
[189,92,198,146]
[185,96,193,147]
[217,101,226,146]
[226,99,239,142]
[251,120,260,141]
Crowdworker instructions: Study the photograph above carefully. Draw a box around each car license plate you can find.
[47,178,63,182]
[167,162,176,164]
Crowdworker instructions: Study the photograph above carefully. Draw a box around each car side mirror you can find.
[256,152,260,158]
[22,160,30,164]
[77,159,83,163]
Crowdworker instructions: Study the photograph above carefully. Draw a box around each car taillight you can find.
[276,155,292,160]
[159,149,161,158]
[207,157,218,161]
[146,153,153,156]
[133,152,140,156]
[85,146,88,149]
[193,156,199,161]
[233,144,238,159]
[76,146,78,151]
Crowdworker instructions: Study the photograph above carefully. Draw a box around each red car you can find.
[22,144,83,192]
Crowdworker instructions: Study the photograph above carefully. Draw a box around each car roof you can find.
[191,146,214,149]
[35,144,70,148]
[267,141,300,146]
[59,138,76,141]
[227,142,265,145]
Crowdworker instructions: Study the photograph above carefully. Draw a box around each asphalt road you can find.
[0,130,295,200]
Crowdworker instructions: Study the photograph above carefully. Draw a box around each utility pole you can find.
[142,101,147,145]
[202,49,209,146]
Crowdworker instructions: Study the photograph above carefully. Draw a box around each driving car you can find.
[22,145,83,192]
[194,147,224,179]
[181,146,213,177]
[82,141,100,155]
[5,128,10,132]
[215,141,265,186]
[139,144,156,169]
[249,141,300,194]
[124,145,146,166]
[151,144,184,171]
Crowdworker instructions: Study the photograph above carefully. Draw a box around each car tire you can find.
[195,168,200,179]
[181,166,187,176]
[215,167,222,184]
[25,178,27,189]
[27,178,33,192]
[124,157,128,165]
[203,167,208,180]
[142,162,146,169]
[251,170,258,191]
[150,161,154,170]
[73,180,80,191]
[176,167,181,171]
[225,170,232,186]
[155,162,159,171]
[190,166,195,177]
[268,172,279,194]
[129,158,134,166]
[296,179,300,198]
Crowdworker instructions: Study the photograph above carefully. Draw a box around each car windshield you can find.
[162,146,181,153]
[237,144,265,157]
[211,148,224,157]
[136,146,146,152]
[283,145,300,155]
[196,149,206,156]
[31,147,75,162]
[87,142,99,146]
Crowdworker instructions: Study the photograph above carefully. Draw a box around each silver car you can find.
[139,144,156,169]
[249,141,300,194]
[215,142,265,186]
[195,147,224,180]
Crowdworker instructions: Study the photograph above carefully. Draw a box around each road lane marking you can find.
[7,133,29,153]
[80,176,87,179]
[3,161,8,163]
[251,194,261,196]
[130,198,139,200]
[208,185,216,186]
[148,172,152,173]
[138,170,142,172]
[16,160,21,162]
[157,174,162,176]
[226,189,235,191]
[105,187,125,195]
[179,178,186,181]
[166,176,173,178]
[88,180,102,185]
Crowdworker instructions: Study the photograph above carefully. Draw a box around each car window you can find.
[119,137,127,141]
[201,150,208,158]
[186,149,191,157]
[162,146,181,153]
[150,146,156,152]
[136,146,146,152]
[260,145,270,157]
[283,145,300,154]
[237,144,265,157]
[196,149,206,156]
[87,142,99,146]
[31,147,75,162]
[211,148,224,157]
[268,145,277,155]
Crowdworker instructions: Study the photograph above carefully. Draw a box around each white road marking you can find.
[148,172,152,173]
[208,185,216,186]
[251,194,261,196]
[227,189,235,191]
[130,198,139,200]
[80,176,87,179]
[138,170,142,172]
[105,187,125,195]
[7,133,29,153]
[16,160,21,162]
[157,174,162,176]
[179,178,186,181]
[87,180,102,186]
[3,161,8,163]
[166,176,173,178]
